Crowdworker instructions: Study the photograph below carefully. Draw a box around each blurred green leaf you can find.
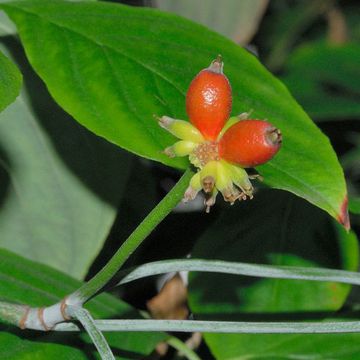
[263,0,331,71]
[0,49,21,113]
[188,190,359,359]
[341,134,360,183]
[201,331,360,359]
[0,11,16,36]
[0,0,349,226]
[282,42,360,120]
[0,248,165,359]
[349,197,360,215]
[0,38,132,279]
[155,0,268,44]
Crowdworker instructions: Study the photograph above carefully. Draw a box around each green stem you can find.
[69,168,194,304]
[167,336,201,360]
[69,307,115,360]
[53,319,360,334]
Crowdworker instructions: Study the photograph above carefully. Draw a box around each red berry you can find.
[218,120,282,167]
[186,56,232,141]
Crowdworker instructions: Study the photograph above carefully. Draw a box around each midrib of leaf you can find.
[9,4,186,96]
[0,273,60,302]
[0,263,74,297]
[0,250,77,296]
[101,46,165,149]
[152,72,176,117]
[0,252,130,314]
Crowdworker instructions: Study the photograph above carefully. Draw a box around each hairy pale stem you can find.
[69,306,115,360]
[53,319,360,334]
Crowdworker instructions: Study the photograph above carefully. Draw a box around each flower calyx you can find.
[158,57,282,212]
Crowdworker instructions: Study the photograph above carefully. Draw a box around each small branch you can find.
[67,168,194,306]
[53,319,360,334]
[69,306,115,360]
[326,6,348,44]
[0,302,29,327]
[167,336,201,360]
[0,298,70,331]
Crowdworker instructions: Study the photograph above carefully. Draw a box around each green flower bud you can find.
[158,116,204,143]
[164,140,197,157]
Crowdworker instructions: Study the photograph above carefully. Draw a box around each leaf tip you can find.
[337,195,350,231]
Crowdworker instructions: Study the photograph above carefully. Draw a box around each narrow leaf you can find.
[70,307,115,360]
[116,259,360,287]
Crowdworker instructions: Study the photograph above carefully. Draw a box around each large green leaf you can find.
[282,42,360,121]
[0,49,21,113]
[0,38,132,279]
[0,248,165,359]
[188,190,359,359]
[0,0,348,226]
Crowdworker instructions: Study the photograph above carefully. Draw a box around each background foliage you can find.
[0,0,359,359]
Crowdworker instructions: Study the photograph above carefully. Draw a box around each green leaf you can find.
[0,248,165,359]
[0,1,349,226]
[261,1,330,72]
[0,48,21,113]
[282,42,360,120]
[202,331,360,360]
[349,197,360,215]
[115,259,360,288]
[188,190,359,359]
[0,38,132,279]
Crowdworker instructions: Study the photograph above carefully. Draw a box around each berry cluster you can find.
[159,56,282,212]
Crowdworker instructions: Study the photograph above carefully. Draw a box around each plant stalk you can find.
[53,319,360,334]
[69,306,115,360]
[68,168,194,305]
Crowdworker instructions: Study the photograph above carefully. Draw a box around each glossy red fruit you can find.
[219,120,282,167]
[186,57,232,141]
